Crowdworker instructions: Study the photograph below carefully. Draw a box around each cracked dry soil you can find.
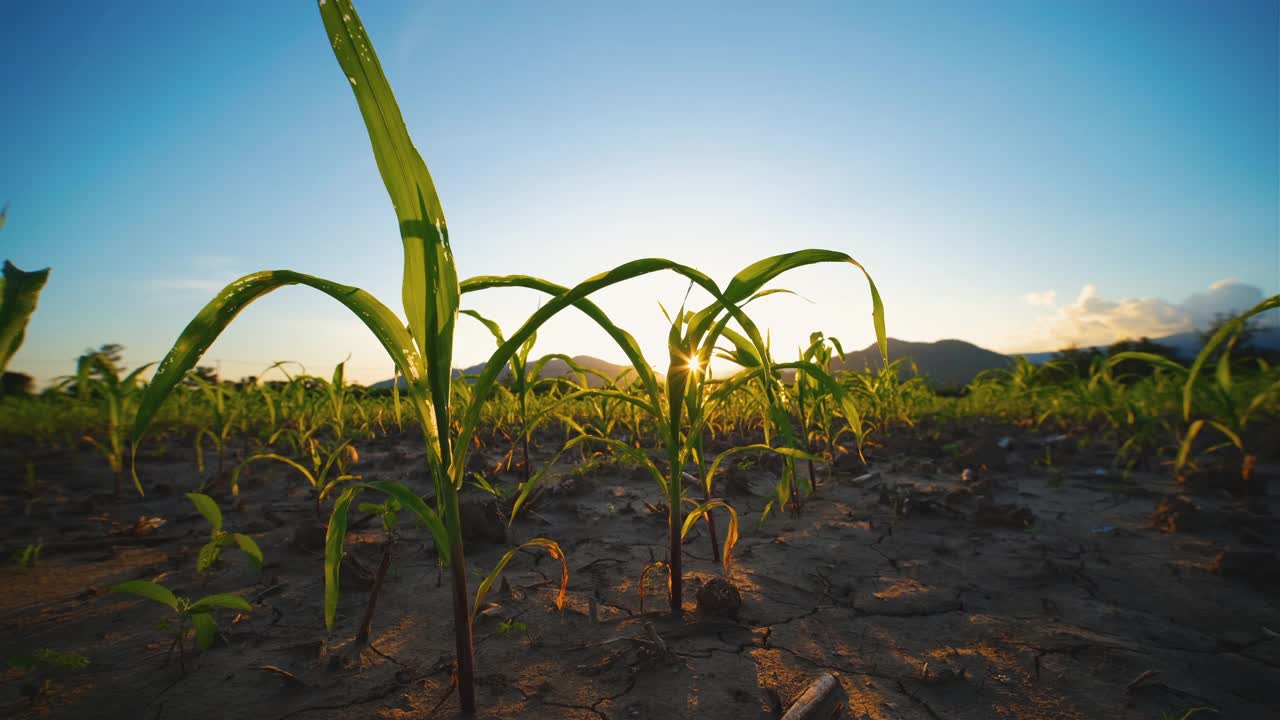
[2,430,1278,719]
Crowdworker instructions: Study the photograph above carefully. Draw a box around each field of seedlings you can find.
[3,2,1279,719]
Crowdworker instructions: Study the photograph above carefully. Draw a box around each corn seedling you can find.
[110,580,251,673]
[185,492,263,573]
[508,260,884,614]
[189,376,243,488]
[1177,294,1280,488]
[496,618,527,637]
[76,353,153,496]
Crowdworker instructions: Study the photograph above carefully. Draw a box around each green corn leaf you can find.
[197,541,222,572]
[188,593,252,614]
[185,492,223,532]
[689,250,886,366]
[324,485,360,632]
[702,443,820,497]
[460,309,505,345]
[0,260,51,375]
[318,0,458,414]
[231,453,317,495]
[133,270,430,450]
[191,612,218,651]
[111,580,180,610]
[233,533,264,569]
[1184,294,1280,419]
[1206,420,1244,451]
[455,259,733,479]
[364,480,449,555]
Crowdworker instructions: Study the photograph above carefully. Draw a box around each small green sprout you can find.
[111,579,251,672]
[13,542,43,570]
[497,618,527,636]
[185,492,263,572]
[8,648,89,700]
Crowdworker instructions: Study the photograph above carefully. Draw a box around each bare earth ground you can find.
[2,426,1278,719]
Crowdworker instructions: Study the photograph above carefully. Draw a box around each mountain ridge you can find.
[367,327,1280,391]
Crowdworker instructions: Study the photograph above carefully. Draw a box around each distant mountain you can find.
[830,338,1013,388]
[1017,326,1280,365]
[370,354,644,391]
[368,326,1280,394]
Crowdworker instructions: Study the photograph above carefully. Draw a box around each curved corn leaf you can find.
[680,498,739,573]
[133,270,429,448]
[189,593,252,614]
[471,538,568,622]
[702,443,820,497]
[0,260,51,375]
[689,250,886,366]
[230,453,317,495]
[1206,420,1244,451]
[638,561,669,613]
[111,579,179,610]
[460,309,504,344]
[1105,351,1188,377]
[455,259,728,477]
[185,492,223,533]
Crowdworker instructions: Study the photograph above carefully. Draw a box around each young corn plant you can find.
[125,1,680,711]
[76,353,153,496]
[507,263,884,614]
[462,311,593,484]
[189,376,242,489]
[110,580,251,673]
[710,323,869,518]
[1175,294,1280,489]
[229,436,361,514]
[185,492,263,573]
[791,332,845,493]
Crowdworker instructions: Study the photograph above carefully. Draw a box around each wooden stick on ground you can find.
[781,673,840,720]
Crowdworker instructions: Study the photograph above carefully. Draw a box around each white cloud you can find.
[1180,279,1265,330]
[1023,290,1056,307]
[1020,279,1271,350]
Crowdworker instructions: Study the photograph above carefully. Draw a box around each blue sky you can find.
[3,1,1277,385]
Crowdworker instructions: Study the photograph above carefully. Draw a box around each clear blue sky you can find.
[3,1,1277,385]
